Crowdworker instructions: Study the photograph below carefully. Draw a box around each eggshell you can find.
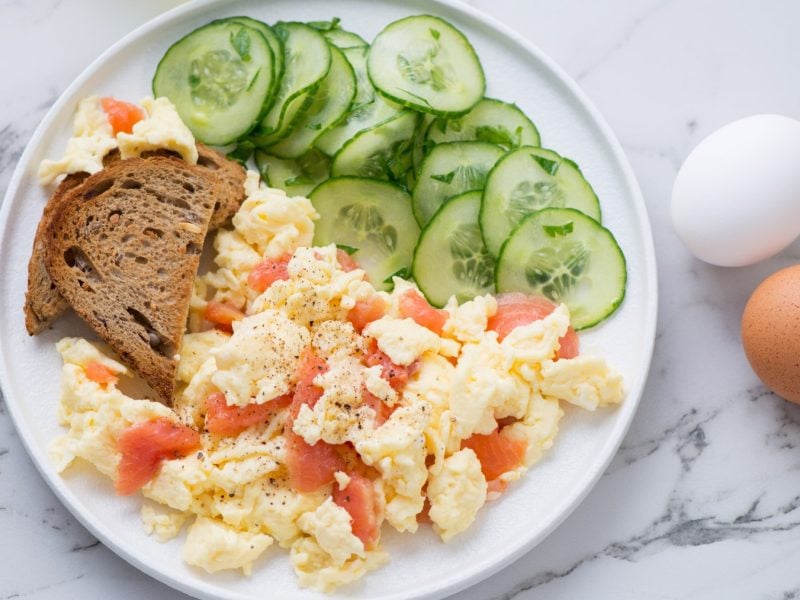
[671,114,800,267]
[741,265,800,403]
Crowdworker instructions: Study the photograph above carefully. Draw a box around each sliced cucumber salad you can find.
[154,13,627,329]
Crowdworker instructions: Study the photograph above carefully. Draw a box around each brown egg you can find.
[742,265,800,403]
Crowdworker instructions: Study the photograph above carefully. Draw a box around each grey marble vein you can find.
[574,0,676,82]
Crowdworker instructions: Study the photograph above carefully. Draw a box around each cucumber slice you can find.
[412,141,505,226]
[228,16,282,110]
[315,46,403,157]
[331,110,419,181]
[324,28,369,49]
[426,98,540,149]
[480,146,601,258]
[254,22,331,144]
[307,17,368,48]
[266,45,357,159]
[315,47,404,157]
[310,177,421,290]
[316,95,402,157]
[343,46,376,107]
[367,15,485,117]
[251,88,318,147]
[153,20,275,145]
[495,208,626,330]
[413,191,495,306]
[255,148,331,197]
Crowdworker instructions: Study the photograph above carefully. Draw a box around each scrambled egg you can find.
[212,309,309,406]
[427,449,487,542]
[117,96,198,164]
[38,95,196,185]
[38,96,117,185]
[50,166,626,592]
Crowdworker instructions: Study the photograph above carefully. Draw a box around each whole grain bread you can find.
[43,157,219,403]
[24,143,245,334]
[24,172,88,334]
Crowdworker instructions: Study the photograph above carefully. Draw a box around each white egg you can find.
[671,114,800,266]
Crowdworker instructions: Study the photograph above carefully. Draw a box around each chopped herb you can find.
[307,122,323,131]
[430,28,441,40]
[475,124,521,148]
[543,222,574,238]
[336,244,359,255]
[246,67,261,91]
[431,170,456,184]
[230,27,252,61]
[227,141,255,166]
[531,154,560,176]
[383,267,411,290]
[274,24,289,42]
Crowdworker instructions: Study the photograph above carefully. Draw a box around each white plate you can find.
[0,1,657,598]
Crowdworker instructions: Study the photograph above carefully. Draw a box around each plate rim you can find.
[0,0,658,598]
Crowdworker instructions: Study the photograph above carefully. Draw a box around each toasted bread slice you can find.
[24,172,88,334]
[43,157,218,403]
[24,143,245,335]
[195,143,247,229]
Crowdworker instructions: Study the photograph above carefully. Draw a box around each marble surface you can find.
[2,0,800,598]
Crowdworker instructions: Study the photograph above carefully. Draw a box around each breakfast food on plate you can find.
[742,265,800,404]
[25,96,246,335]
[49,167,624,591]
[27,12,630,594]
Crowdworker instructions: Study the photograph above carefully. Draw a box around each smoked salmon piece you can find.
[284,429,346,493]
[333,472,381,547]
[487,293,579,359]
[247,254,291,293]
[84,361,118,386]
[462,429,528,483]
[285,350,344,492]
[361,388,395,426]
[364,339,415,392]
[399,289,448,335]
[100,97,144,134]
[347,296,386,333]
[336,249,360,272]
[204,301,245,333]
[289,349,328,418]
[116,418,200,495]
[205,391,291,437]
